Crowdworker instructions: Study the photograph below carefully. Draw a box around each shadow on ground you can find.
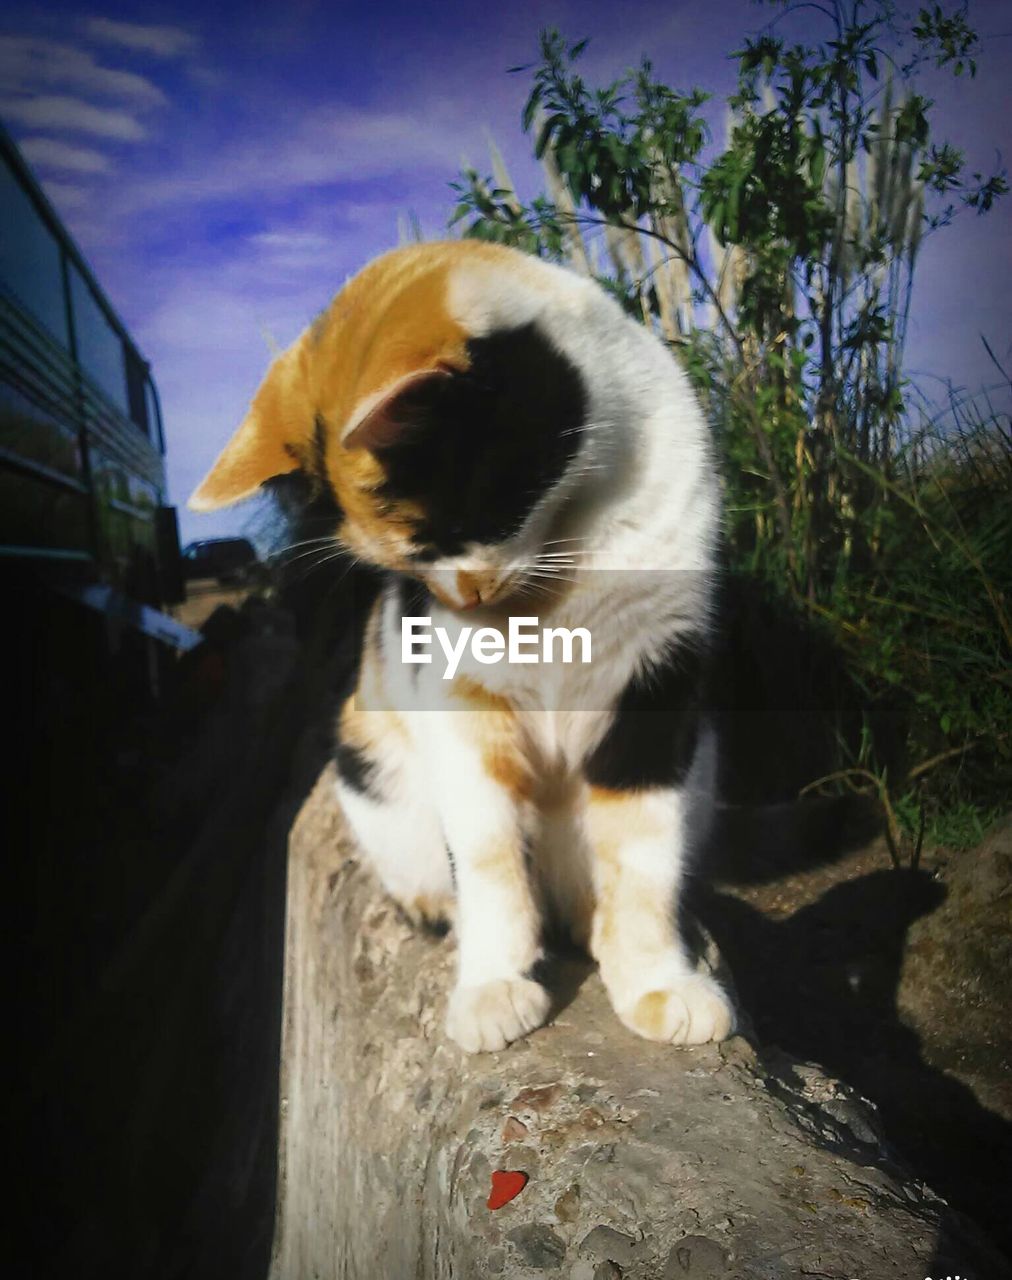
[695,855,1012,1261]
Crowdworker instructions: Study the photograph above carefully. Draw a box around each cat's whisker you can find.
[529,574,577,586]
[526,557,577,571]
[269,536,342,564]
[534,554,583,569]
[271,533,341,553]
[278,546,353,584]
[516,577,567,603]
[271,542,339,565]
[272,544,347,573]
[559,421,612,438]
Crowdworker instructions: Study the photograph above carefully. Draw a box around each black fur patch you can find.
[584,637,707,792]
[333,737,379,797]
[416,914,451,940]
[375,322,586,557]
[311,413,335,501]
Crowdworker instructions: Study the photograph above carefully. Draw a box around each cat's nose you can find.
[455,569,500,609]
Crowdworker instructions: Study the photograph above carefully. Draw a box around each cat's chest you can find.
[516,706,613,778]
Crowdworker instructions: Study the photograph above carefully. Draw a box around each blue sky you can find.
[2,0,1010,547]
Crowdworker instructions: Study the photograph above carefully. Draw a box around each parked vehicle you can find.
[0,122,181,609]
[1,122,195,711]
[181,537,260,586]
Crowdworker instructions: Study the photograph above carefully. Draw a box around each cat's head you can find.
[189,241,593,609]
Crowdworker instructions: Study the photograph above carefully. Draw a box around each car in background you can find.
[181,536,260,586]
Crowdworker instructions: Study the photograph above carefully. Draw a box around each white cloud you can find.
[0,36,166,106]
[250,231,334,251]
[19,136,110,173]
[246,229,358,273]
[36,177,91,211]
[0,93,145,139]
[84,17,199,59]
[118,104,484,214]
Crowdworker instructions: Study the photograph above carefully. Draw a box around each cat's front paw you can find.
[446,977,551,1053]
[617,973,734,1045]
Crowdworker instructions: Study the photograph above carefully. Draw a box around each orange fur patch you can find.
[587,785,630,805]
[451,675,514,713]
[483,745,535,802]
[189,240,524,539]
[448,676,534,802]
[629,990,674,1040]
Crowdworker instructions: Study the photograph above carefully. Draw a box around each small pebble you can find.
[502,1116,529,1143]
[579,1225,639,1266]
[507,1223,567,1269]
[555,1184,582,1224]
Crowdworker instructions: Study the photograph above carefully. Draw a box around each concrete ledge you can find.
[271,765,1006,1279]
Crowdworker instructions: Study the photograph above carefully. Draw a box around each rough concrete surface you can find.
[270,766,1008,1280]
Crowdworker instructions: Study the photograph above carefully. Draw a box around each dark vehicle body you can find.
[182,536,260,585]
[0,122,180,609]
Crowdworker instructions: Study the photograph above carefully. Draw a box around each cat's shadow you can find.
[536,949,597,1023]
[690,867,1012,1262]
[706,793,884,884]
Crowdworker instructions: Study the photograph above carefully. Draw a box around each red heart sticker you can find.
[487,1169,529,1210]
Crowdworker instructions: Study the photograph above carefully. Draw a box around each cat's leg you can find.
[426,707,550,1053]
[585,783,734,1045]
[337,775,454,930]
[335,706,455,931]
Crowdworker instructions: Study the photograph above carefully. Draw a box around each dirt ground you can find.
[170,577,251,631]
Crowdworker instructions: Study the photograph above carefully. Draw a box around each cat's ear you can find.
[342,366,452,452]
[188,339,312,512]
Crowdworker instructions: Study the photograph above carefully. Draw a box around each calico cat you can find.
[190,240,735,1053]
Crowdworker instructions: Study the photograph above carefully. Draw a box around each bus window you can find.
[0,153,70,348]
[145,379,165,454]
[126,349,150,437]
[68,264,129,417]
